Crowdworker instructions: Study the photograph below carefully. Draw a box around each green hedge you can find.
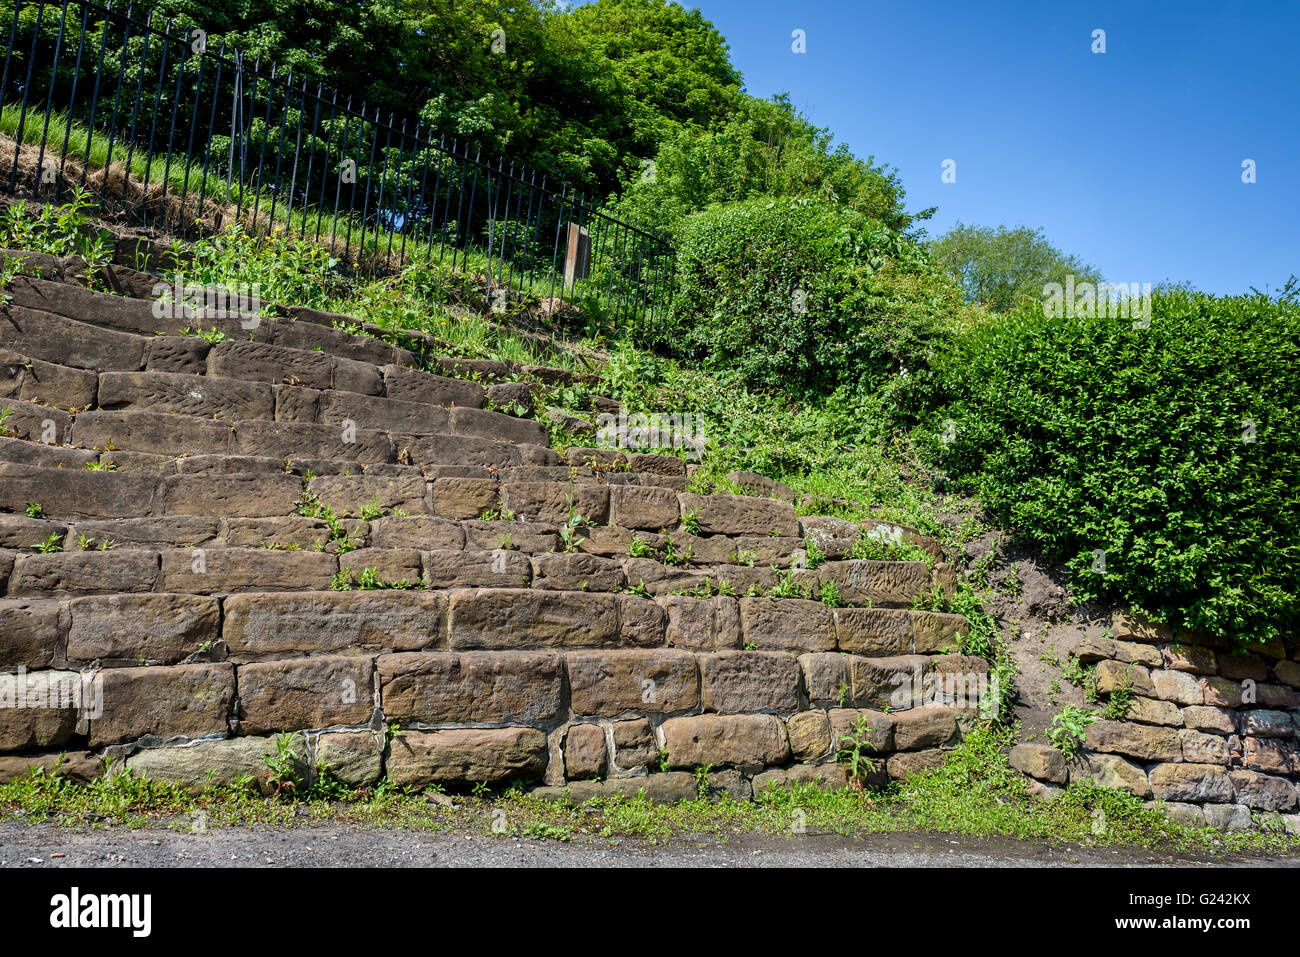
[929,288,1300,644]
[663,196,956,394]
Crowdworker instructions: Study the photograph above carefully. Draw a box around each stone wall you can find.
[1012,612,1300,832]
[0,261,991,800]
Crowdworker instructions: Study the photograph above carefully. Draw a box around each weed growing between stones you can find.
[3,728,1298,855]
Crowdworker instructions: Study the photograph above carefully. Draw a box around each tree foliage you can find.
[926,289,1300,644]
[930,222,1102,312]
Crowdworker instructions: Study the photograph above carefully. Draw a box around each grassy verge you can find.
[3,727,1297,855]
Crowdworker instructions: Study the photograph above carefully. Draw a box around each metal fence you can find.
[0,0,674,332]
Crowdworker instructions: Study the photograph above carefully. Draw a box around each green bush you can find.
[663,196,958,395]
[928,287,1300,644]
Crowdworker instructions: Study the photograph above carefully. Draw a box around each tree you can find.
[614,94,919,234]
[929,223,1102,312]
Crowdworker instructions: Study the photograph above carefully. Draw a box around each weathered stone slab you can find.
[609,485,681,531]
[890,706,957,750]
[0,348,98,408]
[378,651,563,725]
[161,473,301,517]
[739,597,835,653]
[1069,752,1152,798]
[563,723,607,779]
[1148,762,1234,803]
[566,649,698,715]
[400,432,521,468]
[447,589,620,649]
[222,591,443,656]
[88,663,236,746]
[660,595,741,651]
[500,482,609,525]
[10,549,159,595]
[66,593,219,664]
[159,548,336,593]
[382,365,485,409]
[315,730,384,786]
[1009,743,1069,784]
[98,371,274,420]
[0,463,158,518]
[660,714,789,769]
[0,303,147,370]
[698,651,799,713]
[368,516,464,550]
[429,477,498,519]
[0,598,62,670]
[72,409,231,457]
[423,548,531,589]
[834,607,913,655]
[386,727,548,786]
[450,406,546,446]
[307,473,427,518]
[815,560,932,607]
[318,389,449,434]
[530,552,623,592]
[0,669,82,750]
[126,737,280,794]
[231,419,394,463]
[1085,719,1182,762]
[676,492,798,537]
[237,655,375,734]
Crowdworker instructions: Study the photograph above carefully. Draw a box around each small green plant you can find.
[836,714,880,788]
[693,764,712,799]
[357,494,384,521]
[627,578,652,598]
[658,748,671,774]
[730,549,757,567]
[179,326,230,343]
[24,502,45,518]
[681,508,702,535]
[628,535,656,558]
[661,538,693,567]
[1046,705,1098,759]
[1003,562,1023,598]
[1061,655,1098,703]
[31,532,63,553]
[558,493,587,553]
[803,537,826,570]
[819,580,845,607]
[84,460,116,472]
[262,733,306,797]
[471,781,490,798]
[1102,672,1135,719]
[768,570,811,599]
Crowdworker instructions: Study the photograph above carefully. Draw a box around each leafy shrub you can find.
[663,196,958,395]
[928,286,1300,644]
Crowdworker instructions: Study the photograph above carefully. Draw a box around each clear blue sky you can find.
[687,0,1298,295]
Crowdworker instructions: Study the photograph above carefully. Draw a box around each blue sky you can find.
[687,0,1298,295]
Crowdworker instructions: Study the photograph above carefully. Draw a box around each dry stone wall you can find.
[0,261,989,799]
[1012,612,1300,832]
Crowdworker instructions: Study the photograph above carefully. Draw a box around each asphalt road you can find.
[2,822,1296,868]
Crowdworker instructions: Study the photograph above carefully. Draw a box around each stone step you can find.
[3,275,600,408]
[2,590,967,668]
[0,526,950,606]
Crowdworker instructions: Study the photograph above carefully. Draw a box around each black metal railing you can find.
[0,0,674,333]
